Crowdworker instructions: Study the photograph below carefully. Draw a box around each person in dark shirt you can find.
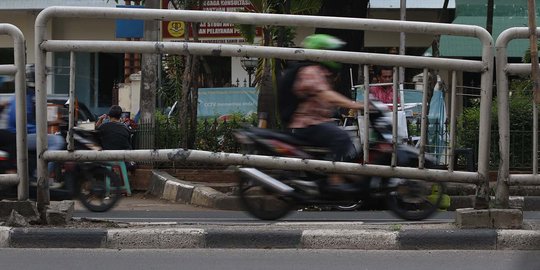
[96,105,132,150]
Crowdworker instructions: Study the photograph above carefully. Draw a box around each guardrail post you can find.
[34,7,495,222]
[0,23,28,201]
[495,27,540,208]
[35,16,50,219]
[474,31,495,209]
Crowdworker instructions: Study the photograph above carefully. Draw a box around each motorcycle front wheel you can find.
[385,179,446,221]
[238,174,294,220]
[77,166,122,212]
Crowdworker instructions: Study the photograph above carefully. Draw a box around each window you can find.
[53,52,123,115]
[0,48,14,94]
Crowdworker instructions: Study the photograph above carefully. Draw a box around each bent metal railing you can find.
[34,7,494,211]
[0,24,28,200]
[495,27,540,208]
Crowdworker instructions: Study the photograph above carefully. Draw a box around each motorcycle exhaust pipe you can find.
[238,167,295,194]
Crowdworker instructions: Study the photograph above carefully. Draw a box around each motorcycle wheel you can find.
[238,174,294,220]
[385,179,446,221]
[78,166,122,212]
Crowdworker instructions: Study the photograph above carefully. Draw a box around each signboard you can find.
[115,5,145,38]
[161,0,261,43]
[197,87,257,117]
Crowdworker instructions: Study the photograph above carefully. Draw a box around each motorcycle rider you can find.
[278,34,365,191]
[3,64,65,186]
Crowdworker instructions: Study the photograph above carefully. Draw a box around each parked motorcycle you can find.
[232,98,446,221]
[55,127,124,212]
[0,127,123,212]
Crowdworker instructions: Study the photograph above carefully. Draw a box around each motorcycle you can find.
[0,127,124,212]
[54,127,124,212]
[232,98,446,221]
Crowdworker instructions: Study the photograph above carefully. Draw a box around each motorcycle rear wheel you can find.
[238,174,294,220]
[385,179,446,221]
[77,166,122,212]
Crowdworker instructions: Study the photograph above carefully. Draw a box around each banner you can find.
[161,0,261,43]
[197,87,257,117]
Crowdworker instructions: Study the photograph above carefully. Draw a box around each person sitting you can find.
[369,66,400,104]
[95,105,132,150]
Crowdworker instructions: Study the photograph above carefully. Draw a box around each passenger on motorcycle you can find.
[278,34,365,190]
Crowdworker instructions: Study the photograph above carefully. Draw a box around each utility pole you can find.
[139,0,160,149]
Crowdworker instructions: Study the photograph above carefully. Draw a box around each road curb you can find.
[497,230,540,250]
[301,229,399,250]
[149,170,242,210]
[398,229,497,250]
[7,227,107,248]
[107,228,205,249]
[2,225,540,250]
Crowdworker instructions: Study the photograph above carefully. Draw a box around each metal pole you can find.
[35,16,50,217]
[363,65,370,162]
[448,71,457,172]
[475,32,495,210]
[392,67,398,166]
[43,149,480,183]
[419,68,429,169]
[67,52,76,151]
[533,103,538,174]
[41,40,485,73]
[494,27,540,208]
[399,0,406,106]
[0,24,29,200]
[495,42,510,206]
[36,6,491,40]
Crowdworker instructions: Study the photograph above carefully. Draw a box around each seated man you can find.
[96,105,132,150]
[369,66,400,104]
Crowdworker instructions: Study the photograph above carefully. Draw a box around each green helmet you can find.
[301,34,345,70]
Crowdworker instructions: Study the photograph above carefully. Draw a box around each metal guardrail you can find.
[33,7,494,210]
[495,27,540,208]
[0,23,28,200]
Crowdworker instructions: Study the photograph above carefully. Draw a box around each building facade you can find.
[0,0,455,115]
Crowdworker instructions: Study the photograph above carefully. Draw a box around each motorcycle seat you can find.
[247,127,315,146]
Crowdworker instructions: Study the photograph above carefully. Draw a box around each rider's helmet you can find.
[300,34,345,71]
[25,64,35,88]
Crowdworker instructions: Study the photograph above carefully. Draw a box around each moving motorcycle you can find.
[0,127,124,212]
[233,98,446,221]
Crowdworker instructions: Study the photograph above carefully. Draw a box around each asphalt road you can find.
[2,249,539,270]
[73,192,540,224]
[75,208,457,224]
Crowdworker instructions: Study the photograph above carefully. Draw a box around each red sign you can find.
[162,0,261,43]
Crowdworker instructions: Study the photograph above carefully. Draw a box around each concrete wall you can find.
[0,11,42,64]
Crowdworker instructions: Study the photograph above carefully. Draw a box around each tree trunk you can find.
[139,0,160,149]
[188,22,201,148]
[175,1,204,148]
[315,0,369,97]
[180,52,192,148]
[486,0,494,34]
[257,27,277,128]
